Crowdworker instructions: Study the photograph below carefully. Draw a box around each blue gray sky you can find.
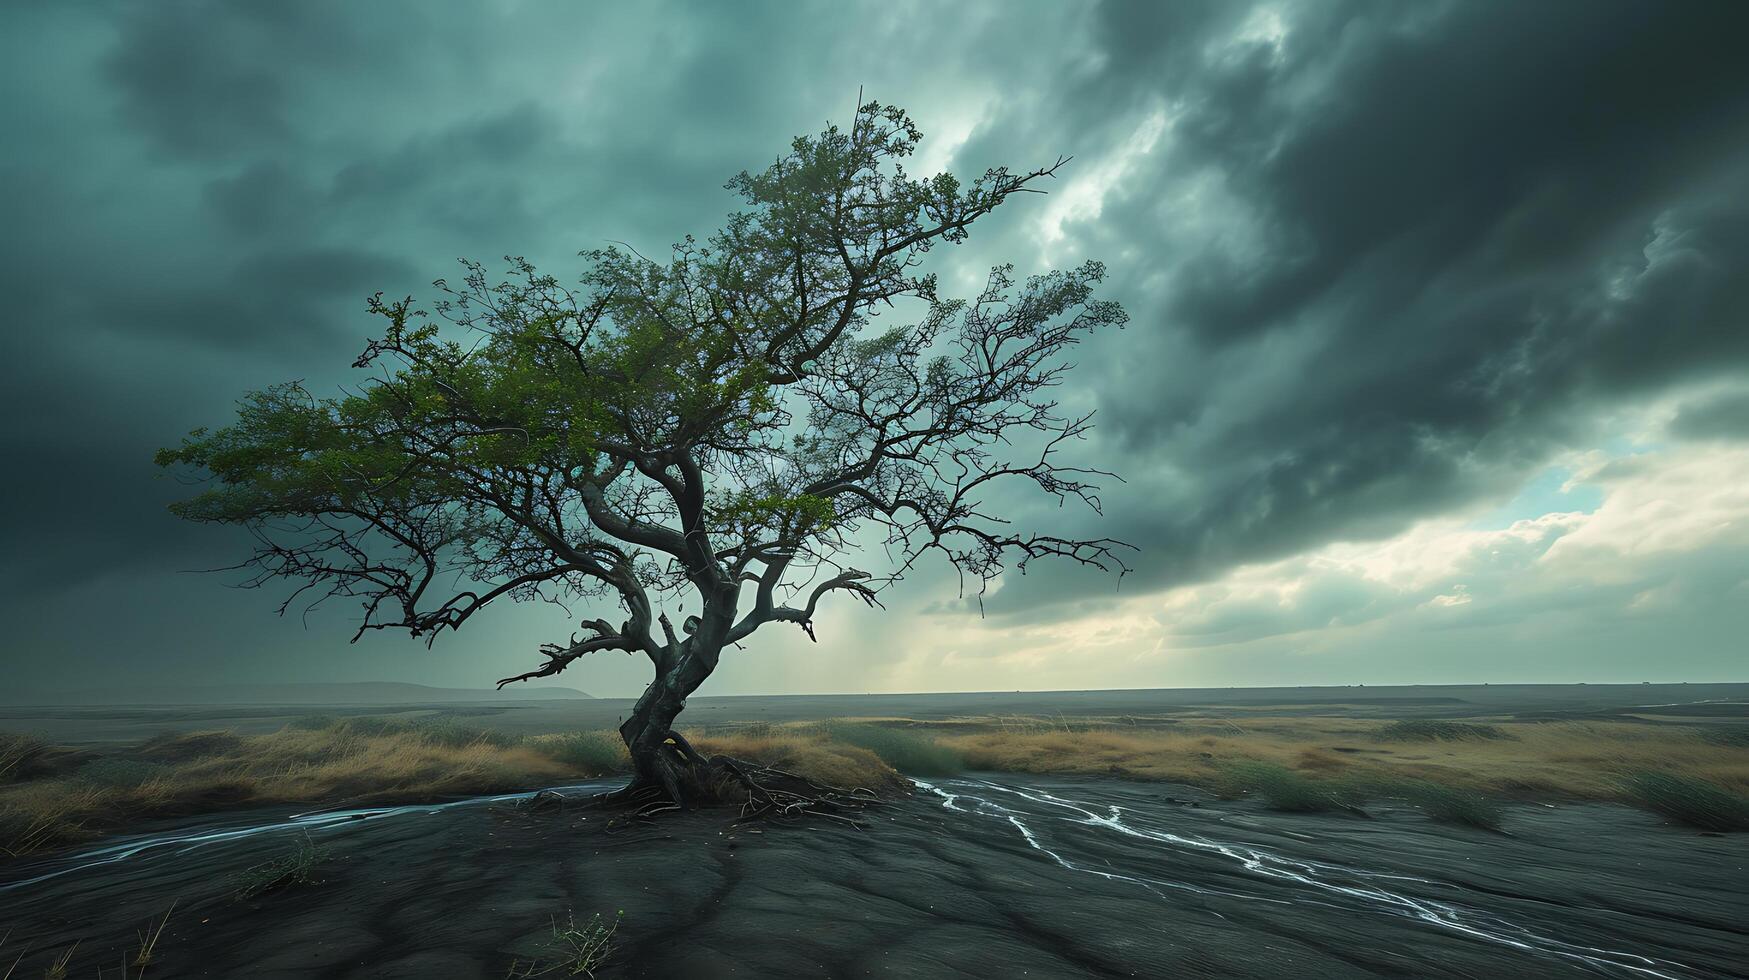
[3,0,1747,696]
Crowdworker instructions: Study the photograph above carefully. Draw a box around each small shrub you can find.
[817,722,963,776]
[537,732,629,774]
[1622,771,1749,832]
[1374,721,1509,742]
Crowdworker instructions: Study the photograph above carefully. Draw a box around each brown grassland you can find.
[3,713,1746,859]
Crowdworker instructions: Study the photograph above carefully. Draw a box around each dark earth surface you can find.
[2,773,1744,979]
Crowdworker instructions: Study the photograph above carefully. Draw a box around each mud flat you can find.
[1,774,1743,979]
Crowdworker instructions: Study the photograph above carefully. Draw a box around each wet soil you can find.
[1,775,1743,979]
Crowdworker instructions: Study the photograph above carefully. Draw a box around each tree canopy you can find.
[159,100,1130,796]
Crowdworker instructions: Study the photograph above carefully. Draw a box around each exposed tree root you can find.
[516,730,885,834]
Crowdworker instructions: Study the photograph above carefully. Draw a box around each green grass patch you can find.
[1377,778,1503,830]
[1218,762,1365,813]
[1621,771,1749,832]
[816,722,963,776]
[1374,720,1510,742]
[537,732,629,774]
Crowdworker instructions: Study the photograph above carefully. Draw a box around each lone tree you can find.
[158,102,1130,805]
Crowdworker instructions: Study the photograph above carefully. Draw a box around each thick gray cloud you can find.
[2,0,1745,693]
[974,0,1749,611]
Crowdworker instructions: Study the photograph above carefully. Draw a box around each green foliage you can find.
[817,721,963,776]
[1622,771,1749,832]
[1374,721,1510,742]
[154,98,1128,690]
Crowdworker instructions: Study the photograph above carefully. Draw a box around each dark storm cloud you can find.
[1672,389,1749,442]
[101,0,370,157]
[975,0,1749,613]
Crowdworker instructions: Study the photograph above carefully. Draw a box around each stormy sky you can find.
[4,0,1747,697]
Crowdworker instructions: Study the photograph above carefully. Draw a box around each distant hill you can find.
[8,681,592,706]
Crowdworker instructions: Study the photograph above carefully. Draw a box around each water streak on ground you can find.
[915,777,1695,980]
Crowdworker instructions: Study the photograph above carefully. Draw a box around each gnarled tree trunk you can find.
[617,585,737,805]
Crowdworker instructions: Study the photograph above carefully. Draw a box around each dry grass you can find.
[0,718,910,860]
[0,721,577,859]
[942,717,1749,807]
[4,714,1743,858]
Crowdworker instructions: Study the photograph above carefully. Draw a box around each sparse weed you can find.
[507,911,622,978]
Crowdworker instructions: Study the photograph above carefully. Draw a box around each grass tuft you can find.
[1621,771,1749,832]
[235,832,329,900]
[42,942,77,980]
[132,900,176,973]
